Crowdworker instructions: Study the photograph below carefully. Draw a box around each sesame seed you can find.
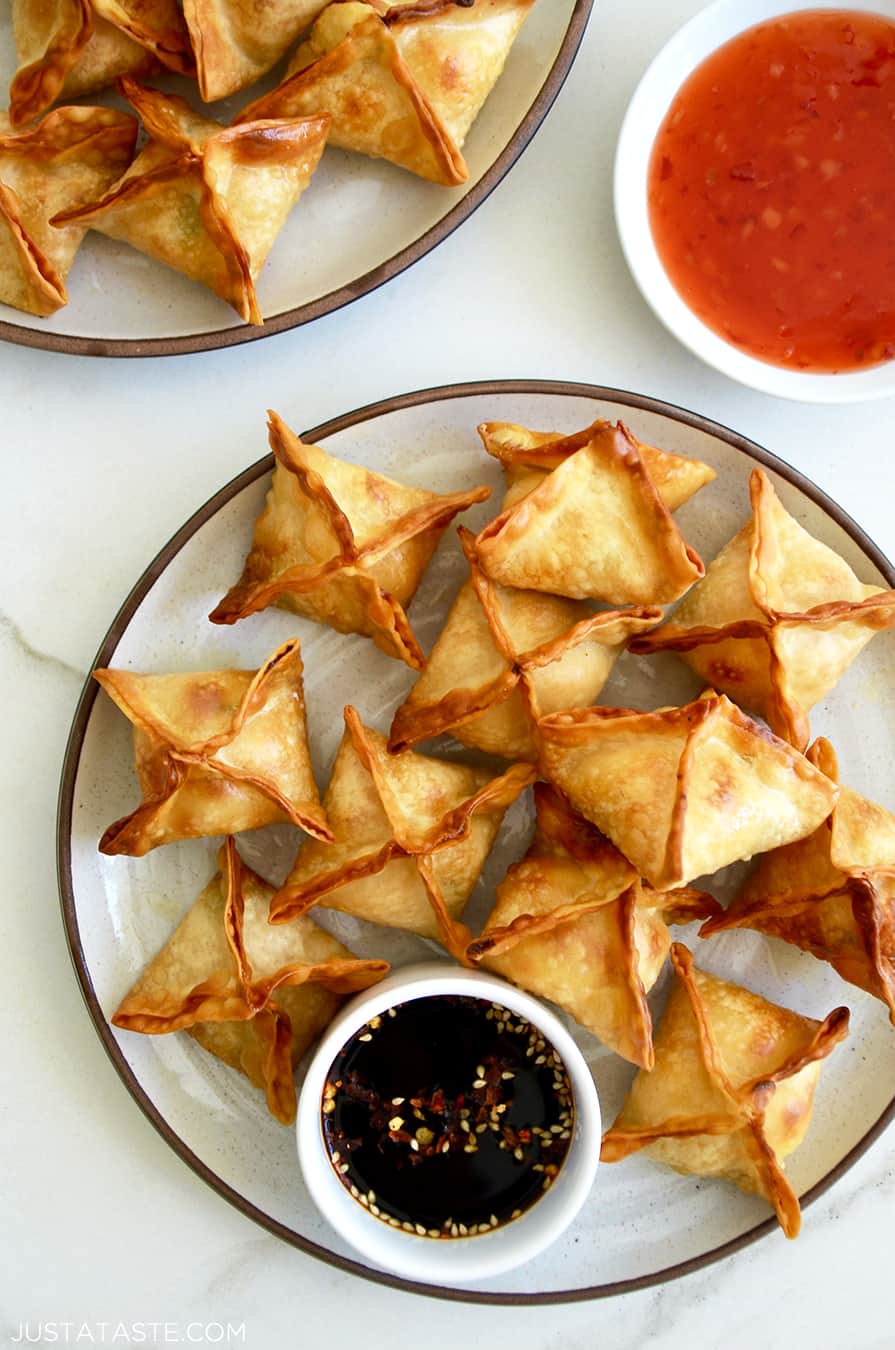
[490,1215,499,1227]
[402,1221,414,1233]
[476,1122,488,1134]
[535,1055,546,1065]
[472,1079,486,1089]
[387,1008,397,1018]
[542,1177,552,1191]
[450,1224,459,1237]
[511,1209,522,1219]
[368,1016,382,1029]
[339,1164,349,1175]
[501,1071,514,1081]
[330,1151,340,1165]
[428,1229,439,1239]
[350,1185,359,1198]
[359,1195,369,1207]
[391,1096,405,1106]
[513,1147,524,1161]
[388,1116,404,1131]
[460,1120,471,1133]
[459,1224,468,1236]
[415,1224,426,1236]
[410,1139,419,1152]
[358,1034,372,1042]
[463,1143,477,1154]
[370,1205,381,1217]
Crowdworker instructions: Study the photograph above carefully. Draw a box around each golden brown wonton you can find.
[601,944,849,1237]
[478,418,717,514]
[95,638,331,856]
[237,0,535,186]
[467,785,720,1067]
[9,0,192,127]
[538,691,838,890]
[51,80,330,325]
[702,738,895,1022]
[474,420,706,605]
[185,0,327,102]
[0,105,135,316]
[113,838,388,1124]
[630,469,895,750]
[388,526,662,759]
[269,706,535,957]
[211,411,489,668]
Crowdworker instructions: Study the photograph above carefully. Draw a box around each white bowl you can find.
[295,961,601,1285]
[614,0,895,403]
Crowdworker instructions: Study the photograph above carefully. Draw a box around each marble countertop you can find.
[3,1,894,1346]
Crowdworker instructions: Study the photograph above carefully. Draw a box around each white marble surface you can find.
[3,1,895,1346]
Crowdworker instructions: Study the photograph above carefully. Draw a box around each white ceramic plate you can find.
[614,0,895,403]
[0,2,590,357]
[59,380,895,1302]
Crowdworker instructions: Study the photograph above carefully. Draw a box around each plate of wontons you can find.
[0,0,591,356]
[59,379,895,1301]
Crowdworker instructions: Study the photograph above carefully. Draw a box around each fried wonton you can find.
[95,638,331,856]
[702,738,895,1022]
[474,421,706,605]
[269,706,535,957]
[0,105,135,316]
[210,412,489,668]
[478,418,717,513]
[538,691,839,890]
[388,526,662,759]
[185,0,327,101]
[51,80,330,325]
[9,0,192,127]
[237,0,535,186]
[467,785,720,1067]
[113,838,388,1124]
[601,944,849,1237]
[630,469,895,750]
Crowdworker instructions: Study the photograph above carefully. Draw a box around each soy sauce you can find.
[321,995,574,1238]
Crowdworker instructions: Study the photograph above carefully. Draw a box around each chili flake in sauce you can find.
[321,995,574,1238]
[648,9,895,371]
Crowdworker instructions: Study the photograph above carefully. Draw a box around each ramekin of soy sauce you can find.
[296,962,601,1286]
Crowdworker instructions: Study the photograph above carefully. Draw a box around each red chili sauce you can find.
[648,10,895,372]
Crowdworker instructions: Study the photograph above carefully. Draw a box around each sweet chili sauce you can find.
[321,995,574,1238]
[648,9,895,372]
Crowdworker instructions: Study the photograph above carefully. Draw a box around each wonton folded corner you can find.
[51,79,331,324]
[237,0,536,186]
[702,736,895,1023]
[389,524,663,760]
[474,420,707,605]
[601,943,849,1238]
[113,837,389,1124]
[0,104,136,317]
[630,468,895,750]
[210,411,490,668]
[95,637,331,856]
[467,784,720,1068]
[269,705,535,961]
[538,690,839,890]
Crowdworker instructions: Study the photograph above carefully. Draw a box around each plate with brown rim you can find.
[58,379,895,1301]
[0,3,591,359]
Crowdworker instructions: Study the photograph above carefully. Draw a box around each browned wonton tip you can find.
[269,705,535,961]
[51,82,330,324]
[113,838,389,1124]
[600,944,850,1237]
[388,523,663,759]
[210,411,489,668]
[630,469,895,750]
[538,690,839,890]
[701,736,895,1023]
[9,0,193,127]
[465,785,720,1068]
[95,637,331,856]
[474,420,706,605]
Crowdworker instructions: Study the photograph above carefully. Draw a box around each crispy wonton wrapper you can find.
[210,411,489,668]
[389,525,662,759]
[702,738,895,1022]
[51,80,330,325]
[467,785,720,1067]
[185,0,327,102]
[95,638,331,856]
[269,706,535,958]
[0,105,135,316]
[630,469,895,750]
[601,944,849,1237]
[238,0,535,186]
[113,838,388,1124]
[9,0,192,127]
[474,420,706,604]
[538,691,838,890]
[477,418,717,514]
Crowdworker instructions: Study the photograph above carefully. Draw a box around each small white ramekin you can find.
[614,0,895,403]
[296,961,601,1286]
